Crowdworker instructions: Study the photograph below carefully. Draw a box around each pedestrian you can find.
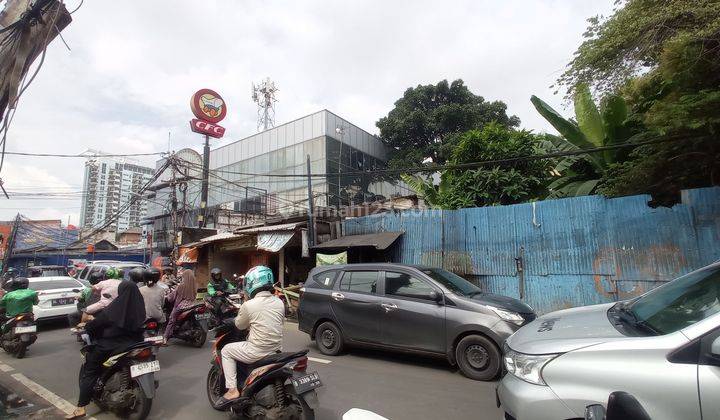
[65,280,146,419]
[163,268,197,344]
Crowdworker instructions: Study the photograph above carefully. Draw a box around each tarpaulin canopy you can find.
[176,247,198,264]
[257,231,296,253]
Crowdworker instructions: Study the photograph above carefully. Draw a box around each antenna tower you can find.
[251,77,278,132]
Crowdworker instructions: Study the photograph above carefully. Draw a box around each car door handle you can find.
[381,303,398,312]
[331,292,345,301]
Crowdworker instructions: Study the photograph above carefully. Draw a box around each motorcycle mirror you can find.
[584,404,605,420]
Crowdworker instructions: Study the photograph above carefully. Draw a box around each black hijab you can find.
[104,280,146,330]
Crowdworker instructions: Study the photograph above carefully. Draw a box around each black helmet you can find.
[128,267,145,283]
[210,268,222,281]
[143,267,161,285]
[88,271,103,285]
[11,277,29,290]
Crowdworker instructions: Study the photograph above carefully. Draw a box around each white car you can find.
[28,276,85,321]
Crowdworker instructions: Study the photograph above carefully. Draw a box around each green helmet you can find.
[106,267,120,279]
[243,265,274,298]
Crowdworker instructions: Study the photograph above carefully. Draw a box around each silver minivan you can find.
[497,262,720,420]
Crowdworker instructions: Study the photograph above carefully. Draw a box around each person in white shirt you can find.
[220,265,284,402]
[138,268,167,323]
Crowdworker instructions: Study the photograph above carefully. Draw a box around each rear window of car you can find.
[40,268,67,277]
[312,270,339,289]
[29,279,81,291]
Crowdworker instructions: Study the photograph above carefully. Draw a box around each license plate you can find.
[14,325,36,334]
[291,371,322,394]
[195,313,211,320]
[144,335,163,344]
[130,360,160,378]
[52,297,74,306]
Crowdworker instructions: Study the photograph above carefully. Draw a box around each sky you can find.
[0,0,614,225]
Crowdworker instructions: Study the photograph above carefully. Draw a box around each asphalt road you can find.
[0,319,502,420]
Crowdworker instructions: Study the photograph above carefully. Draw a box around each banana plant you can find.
[401,173,451,208]
[531,84,630,197]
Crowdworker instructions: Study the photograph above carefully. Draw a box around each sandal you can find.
[65,408,86,419]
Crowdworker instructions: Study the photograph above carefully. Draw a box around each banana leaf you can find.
[573,84,605,149]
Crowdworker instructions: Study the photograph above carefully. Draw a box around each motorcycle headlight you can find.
[503,345,559,386]
[488,305,525,326]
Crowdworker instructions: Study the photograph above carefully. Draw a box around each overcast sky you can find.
[0,0,613,225]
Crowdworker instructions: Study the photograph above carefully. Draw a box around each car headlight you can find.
[503,345,559,385]
[488,305,525,325]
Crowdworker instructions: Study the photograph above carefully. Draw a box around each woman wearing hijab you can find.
[66,280,146,419]
[163,268,197,344]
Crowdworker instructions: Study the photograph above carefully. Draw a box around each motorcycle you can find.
[142,318,164,354]
[166,302,209,347]
[206,321,320,419]
[82,341,159,420]
[205,293,241,330]
[1,312,37,358]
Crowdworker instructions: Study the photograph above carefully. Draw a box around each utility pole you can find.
[306,155,315,247]
[170,155,179,266]
[1,213,21,274]
[198,135,210,228]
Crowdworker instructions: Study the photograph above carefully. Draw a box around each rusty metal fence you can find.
[343,187,720,314]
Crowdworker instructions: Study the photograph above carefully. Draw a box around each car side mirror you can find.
[605,392,650,420]
[711,336,720,357]
[584,404,605,420]
[429,290,442,303]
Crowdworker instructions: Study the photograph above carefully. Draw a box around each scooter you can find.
[142,318,164,354]
[206,320,320,419]
[82,341,159,420]
[1,312,37,358]
[167,303,209,347]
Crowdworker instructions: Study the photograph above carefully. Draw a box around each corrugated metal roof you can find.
[234,221,306,234]
[313,232,403,250]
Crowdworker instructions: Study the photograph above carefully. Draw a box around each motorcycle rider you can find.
[207,268,236,297]
[84,267,122,315]
[0,277,38,332]
[139,268,166,324]
[218,266,284,404]
[65,280,146,419]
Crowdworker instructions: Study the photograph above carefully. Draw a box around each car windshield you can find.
[421,268,481,296]
[628,265,720,335]
[40,268,66,277]
[29,279,81,291]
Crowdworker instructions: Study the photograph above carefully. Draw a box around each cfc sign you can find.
[190,88,227,138]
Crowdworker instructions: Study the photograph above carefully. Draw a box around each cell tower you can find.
[252,77,278,132]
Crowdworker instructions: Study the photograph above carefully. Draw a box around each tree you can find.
[402,123,551,209]
[557,0,720,96]
[531,84,635,197]
[377,79,520,169]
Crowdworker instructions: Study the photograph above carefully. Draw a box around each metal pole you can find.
[170,157,179,266]
[306,155,315,247]
[199,134,210,228]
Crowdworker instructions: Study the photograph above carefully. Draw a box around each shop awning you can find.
[176,247,198,264]
[257,231,296,252]
[312,232,403,250]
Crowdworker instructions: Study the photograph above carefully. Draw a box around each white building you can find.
[80,151,155,231]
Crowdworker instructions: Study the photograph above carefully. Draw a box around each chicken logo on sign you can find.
[190,88,227,138]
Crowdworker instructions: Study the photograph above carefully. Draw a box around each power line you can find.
[3,151,166,158]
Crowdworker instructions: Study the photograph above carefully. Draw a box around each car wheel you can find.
[315,321,344,356]
[455,334,501,381]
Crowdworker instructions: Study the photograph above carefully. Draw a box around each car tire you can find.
[315,321,344,356]
[455,334,501,381]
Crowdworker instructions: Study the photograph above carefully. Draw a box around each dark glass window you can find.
[312,270,338,289]
[385,272,435,300]
[339,271,378,294]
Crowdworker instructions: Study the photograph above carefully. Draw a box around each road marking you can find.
[0,362,14,372]
[11,373,98,420]
[308,357,332,364]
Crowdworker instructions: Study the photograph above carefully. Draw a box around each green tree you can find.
[531,84,634,197]
[377,79,520,169]
[402,123,551,209]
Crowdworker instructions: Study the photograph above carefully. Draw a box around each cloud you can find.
[0,0,613,222]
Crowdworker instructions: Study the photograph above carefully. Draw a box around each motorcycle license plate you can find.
[291,371,322,394]
[130,360,160,378]
[195,313,211,320]
[14,325,36,334]
[144,335,163,344]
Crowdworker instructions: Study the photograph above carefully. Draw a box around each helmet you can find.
[10,277,29,291]
[106,267,120,279]
[243,266,274,298]
[143,267,161,285]
[88,271,103,285]
[210,268,222,282]
[27,267,42,277]
[129,267,145,284]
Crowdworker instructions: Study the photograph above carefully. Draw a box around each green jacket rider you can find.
[0,277,38,323]
[207,267,236,296]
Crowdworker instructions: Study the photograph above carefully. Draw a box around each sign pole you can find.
[199,134,210,228]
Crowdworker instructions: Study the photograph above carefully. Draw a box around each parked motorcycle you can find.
[1,312,37,358]
[206,320,320,419]
[82,341,159,419]
[166,302,209,347]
